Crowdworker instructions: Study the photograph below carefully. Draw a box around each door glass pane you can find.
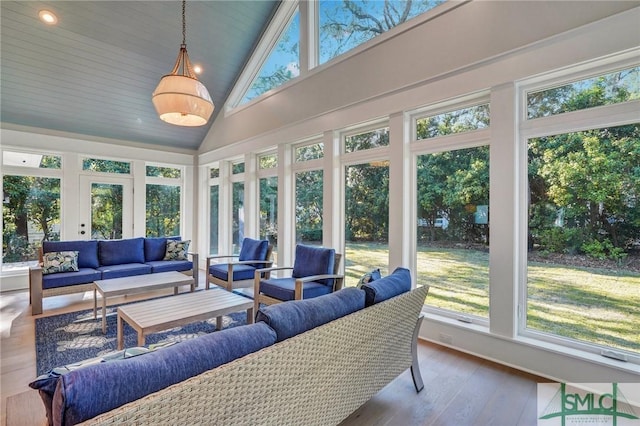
[416,146,490,317]
[296,170,323,244]
[527,124,640,353]
[2,176,60,264]
[345,161,389,287]
[146,184,180,237]
[260,177,278,260]
[210,185,219,255]
[232,182,244,254]
[91,183,123,239]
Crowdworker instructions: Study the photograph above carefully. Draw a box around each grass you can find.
[343,242,640,354]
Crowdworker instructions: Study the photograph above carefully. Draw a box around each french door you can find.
[79,176,133,240]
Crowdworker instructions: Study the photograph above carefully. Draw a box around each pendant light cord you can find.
[182,0,186,46]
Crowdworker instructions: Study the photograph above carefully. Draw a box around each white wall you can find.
[198,2,640,383]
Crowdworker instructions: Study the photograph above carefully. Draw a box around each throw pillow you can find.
[356,268,382,288]
[42,251,79,275]
[163,240,190,261]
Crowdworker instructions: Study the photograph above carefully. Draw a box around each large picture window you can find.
[526,124,640,354]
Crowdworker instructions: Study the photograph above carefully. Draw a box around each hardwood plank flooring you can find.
[1,275,550,426]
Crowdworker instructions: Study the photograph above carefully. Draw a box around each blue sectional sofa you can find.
[29,267,429,426]
[29,237,199,315]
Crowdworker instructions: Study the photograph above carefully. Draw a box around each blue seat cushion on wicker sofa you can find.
[42,240,99,269]
[259,278,332,302]
[51,322,277,426]
[292,245,335,286]
[144,236,181,262]
[42,268,102,290]
[96,263,152,280]
[256,287,365,342]
[208,263,256,281]
[361,267,412,307]
[98,238,145,266]
[238,238,269,268]
[146,260,192,273]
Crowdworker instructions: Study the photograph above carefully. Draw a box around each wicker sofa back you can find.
[79,284,429,425]
[29,237,198,315]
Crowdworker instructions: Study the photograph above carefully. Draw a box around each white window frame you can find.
[517,53,640,364]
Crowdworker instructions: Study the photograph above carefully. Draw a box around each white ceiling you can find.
[0,1,279,151]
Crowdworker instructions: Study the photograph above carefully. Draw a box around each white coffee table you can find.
[94,271,195,333]
[116,287,254,350]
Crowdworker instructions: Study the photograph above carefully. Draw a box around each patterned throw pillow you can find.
[42,251,79,275]
[163,240,190,261]
[356,268,382,288]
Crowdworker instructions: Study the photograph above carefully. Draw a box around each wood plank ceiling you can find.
[0,1,278,151]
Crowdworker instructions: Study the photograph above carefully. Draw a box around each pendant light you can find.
[152,0,214,127]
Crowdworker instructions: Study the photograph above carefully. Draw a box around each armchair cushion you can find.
[292,245,335,286]
[238,238,269,268]
[361,267,411,307]
[99,238,145,266]
[259,277,332,302]
[209,264,256,282]
[144,236,181,262]
[43,240,99,269]
[256,287,365,342]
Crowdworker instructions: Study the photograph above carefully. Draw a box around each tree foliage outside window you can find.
[90,183,123,239]
[295,142,324,162]
[259,177,278,252]
[233,182,245,254]
[146,184,180,237]
[2,176,60,263]
[259,153,278,169]
[296,170,323,243]
[319,0,445,65]
[146,166,181,178]
[416,103,490,139]
[210,185,219,255]
[82,158,130,174]
[344,127,389,152]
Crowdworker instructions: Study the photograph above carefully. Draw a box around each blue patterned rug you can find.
[35,301,247,376]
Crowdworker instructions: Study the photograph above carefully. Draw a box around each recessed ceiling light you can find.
[193,65,203,75]
[39,10,58,25]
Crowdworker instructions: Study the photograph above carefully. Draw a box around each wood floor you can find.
[0,276,550,426]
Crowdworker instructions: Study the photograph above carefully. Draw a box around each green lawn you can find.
[343,242,640,354]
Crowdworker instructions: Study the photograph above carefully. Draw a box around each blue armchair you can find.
[206,238,273,291]
[253,244,344,314]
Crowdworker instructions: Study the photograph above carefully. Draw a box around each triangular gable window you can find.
[239,9,300,106]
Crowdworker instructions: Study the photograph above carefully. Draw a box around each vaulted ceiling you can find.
[0,1,279,151]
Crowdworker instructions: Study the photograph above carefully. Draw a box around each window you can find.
[527,65,639,119]
[232,182,245,254]
[415,146,490,318]
[210,185,219,255]
[259,153,278,169]
[526,124,640,354]
[2,175,61,263]
[416,103,490,139]
[145,165,182,238]
[241,8,300,105]
[232,161,245,174]
[295,170,323,244]
[295,141,324,162]
[82,158,130,174]
[318,0,445,65]
[3,151,61,169]
[344,160,389,287]
[344,127,389,153]
[258,153,278,257]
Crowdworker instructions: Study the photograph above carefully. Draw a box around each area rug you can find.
[35,303,247,376]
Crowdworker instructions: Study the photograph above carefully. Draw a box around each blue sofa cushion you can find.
[99,238,145,266]
[146,260,192,273]
[96,263,151,280]
[42,268,102,290]
[43,240,99,269]
[238,238,269,268]
[361,267,412,307]
[144,236,180,262]
[291,245,335,286]
[259,277,332,302]
[209,263,256,282]
[29,347,152,426]
[42,251,79,275]
[51,323,277,426]
[256,287,365,342]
